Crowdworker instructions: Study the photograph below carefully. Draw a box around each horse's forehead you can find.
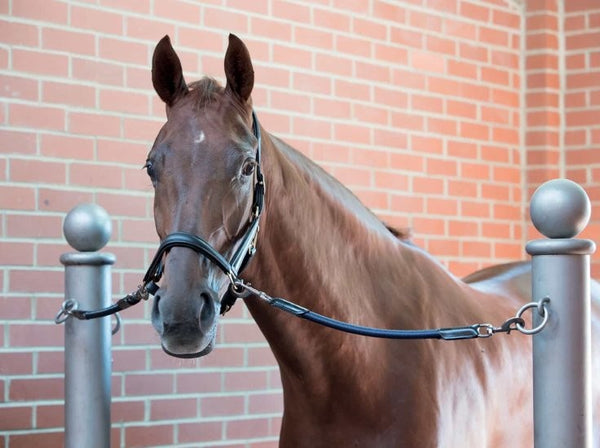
[168,98,244,140]
[155,112,209,153]
[152,95,253,170]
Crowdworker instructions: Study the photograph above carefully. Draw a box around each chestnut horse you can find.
[147,34,600,447]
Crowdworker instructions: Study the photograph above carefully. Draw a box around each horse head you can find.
[147,34,259,358]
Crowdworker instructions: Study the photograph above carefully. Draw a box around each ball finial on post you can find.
[530,179,591,239]
[63,203,112,252]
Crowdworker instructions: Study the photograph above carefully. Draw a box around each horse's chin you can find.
[161,338,215,358]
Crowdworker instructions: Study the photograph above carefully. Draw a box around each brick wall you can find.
[0,0,597,447]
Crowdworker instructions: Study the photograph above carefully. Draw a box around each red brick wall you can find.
[0,1,597,447]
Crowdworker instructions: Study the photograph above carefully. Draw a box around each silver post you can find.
[526,179,595,448]
[60,204,115,448]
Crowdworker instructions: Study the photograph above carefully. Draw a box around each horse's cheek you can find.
[221,188,252,238]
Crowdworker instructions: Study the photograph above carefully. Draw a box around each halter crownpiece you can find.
[143,110,264,314]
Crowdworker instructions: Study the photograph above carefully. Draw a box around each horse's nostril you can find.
[152,293,161,313]
[199,292,215,323]
[151,292,164,336]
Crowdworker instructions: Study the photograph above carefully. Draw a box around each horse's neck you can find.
[243,134,476,376]
[247,133,474,310]
[248,134,420,310]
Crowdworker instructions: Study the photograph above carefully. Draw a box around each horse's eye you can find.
[241,158,256,177]
[144,161,156,180]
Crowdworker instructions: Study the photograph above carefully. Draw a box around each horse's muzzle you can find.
[151,290,219,358]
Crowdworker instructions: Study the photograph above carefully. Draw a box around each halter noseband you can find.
[142,110,265,314]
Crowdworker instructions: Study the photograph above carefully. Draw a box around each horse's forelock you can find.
[187,77,225,110]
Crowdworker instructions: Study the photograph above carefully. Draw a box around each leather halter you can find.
[142,110,265,315]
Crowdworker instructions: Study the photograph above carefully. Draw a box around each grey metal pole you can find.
[60,204,115,448]
[526,179,595,448]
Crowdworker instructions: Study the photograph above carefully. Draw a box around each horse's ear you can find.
[224,34,254,103]
[152,35,188,107]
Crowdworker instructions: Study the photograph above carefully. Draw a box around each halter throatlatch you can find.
[143,110,264,315]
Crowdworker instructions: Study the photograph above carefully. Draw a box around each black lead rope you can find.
[272,298,479,340]
[55,284,151,323]
[230,282,527,341]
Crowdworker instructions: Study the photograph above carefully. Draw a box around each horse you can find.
[146,34,600,447]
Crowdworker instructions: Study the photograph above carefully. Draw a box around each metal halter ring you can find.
[515,297,550,335]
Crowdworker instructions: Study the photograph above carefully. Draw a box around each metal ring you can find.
[54,299,79,324]
[226,270,238,287]
[515,298,550,335]
[229,280,252,298]
[112,312,121,335]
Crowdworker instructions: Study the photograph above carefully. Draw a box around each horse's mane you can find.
[385,224,412,241]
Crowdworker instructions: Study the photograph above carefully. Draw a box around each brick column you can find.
[563,2,600,276]
[524,0,563,198]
